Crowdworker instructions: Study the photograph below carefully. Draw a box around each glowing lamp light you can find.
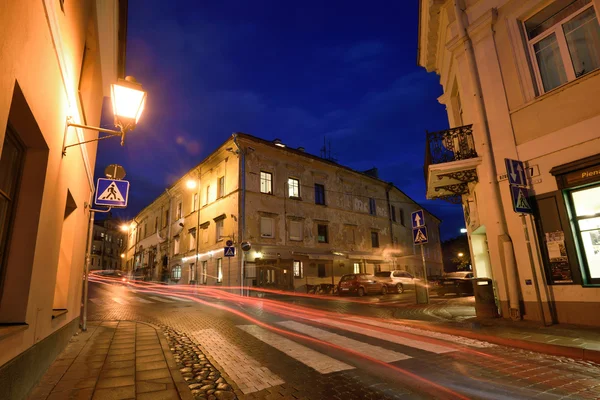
[120,253,125,258]
[458,252,464,258]
[111,76,147,131]
[460,228,467,233]
[120,224,129,232]
[186,180,197,189]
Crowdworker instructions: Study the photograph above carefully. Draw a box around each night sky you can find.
[94,0,464,240]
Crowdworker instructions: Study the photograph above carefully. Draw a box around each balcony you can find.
[424,125,481,203]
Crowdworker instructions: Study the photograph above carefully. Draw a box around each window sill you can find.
[52,309,68,319]
[289,196,302,201]
[0,323,29,341]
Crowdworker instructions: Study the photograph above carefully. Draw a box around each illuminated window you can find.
[171,265,182,280]
[353,263,361,274]
[288,178,300,198]
[317,224,328,243]
[570,184,600,282]
[216,258,223,283]
[218,176,225,198]
[202,261,207,284]
[260,171,272,194]
[293,260,303,278]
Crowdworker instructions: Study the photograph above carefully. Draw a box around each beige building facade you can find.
[0,1,127,398]
[91,215,127,271]
[419,0,600,326]
[124,133,443,291]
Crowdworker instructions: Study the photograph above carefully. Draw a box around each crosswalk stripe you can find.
[148,296,174,303]
[191,329,283,394]
[132,297,153,304]
[163,295,192,302]
[277,321,410,363]
[312,318,455,354]
[89,298,104,305]
[237,325,354,374]
[344,317,495,348]
[111,297,127,305]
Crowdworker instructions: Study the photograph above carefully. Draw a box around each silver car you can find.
[374,270,418,293]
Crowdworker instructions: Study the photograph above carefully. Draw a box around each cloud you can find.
[344,40,386,62]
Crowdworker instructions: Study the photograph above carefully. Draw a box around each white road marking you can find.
[132,297,153,304]
[237,325,354,374]
[344,317,496,348]
[312,318,455,354]
[191,329,283,394]
[277,321,410,363]
[148,296,175,303]
[163,295,192,302]
[111,297,127,305]
[89,298,104,305]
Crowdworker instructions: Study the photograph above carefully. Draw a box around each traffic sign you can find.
[505,158,527,187]
[413,226,429,245]
[510,186,533,214]
[95,178,129,207]
[224,246,236,257]
[225,240,234,247]
[411,210,425,229]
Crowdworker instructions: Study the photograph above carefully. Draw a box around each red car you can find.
[337,273,387,297]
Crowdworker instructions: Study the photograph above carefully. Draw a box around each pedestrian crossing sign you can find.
[95,178,130,208]
[510,185,533,214]
[412,226,428,245]
[224,246,235,257]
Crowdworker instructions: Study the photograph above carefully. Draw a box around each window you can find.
[525,0,600,93]
[216,258,223,283]
[317,264,326,277]
[353,263,361,274]
[189,264,195,283]
[289,220,303,241]
[192,193,198,212]
[163,209,169,227]
[155,216,159,232]
[288,178,300,198]
[205,185,210,205]
[218,176,225,198]
[317,224,328,243]
[171,265,182,280]
[570,185,600,282]
[202,261,208,284]
[314,184,325,205]
[261,217,274,238]
[176,202,182,219]
[344,226,356,244]
[400,208,405,226]
[391,205,396,222]
[202,228,209,243]
[189,229,196,250]
[216,220,224,242]
[369,198,376,215]
[260,171,272,194]
[173,236,180,254]
[293,260,303,278]
[371,232,379,248]
[143,223,147,238]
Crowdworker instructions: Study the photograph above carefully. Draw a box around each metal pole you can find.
[81,210,95,331]
[522,215,550,325]
[420,244,429,304]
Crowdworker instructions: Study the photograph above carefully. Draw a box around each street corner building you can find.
[0,1,128,398]
[123,134,444,292]
[419,0,600,326]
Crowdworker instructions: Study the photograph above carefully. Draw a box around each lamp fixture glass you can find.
[186,180,197,189]
[111,76,147,130]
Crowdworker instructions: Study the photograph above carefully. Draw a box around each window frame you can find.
[260,171,273,194]
[317,224,328,243]
[371,231,380,248]
[260,217,275,238]
[314,183,325,205]
[192,192,198,212]
[216,258,223,283]
[173,235,180,254]
[293,260,303,278]
[391,205,396,222]
[218,176,225,198]
[215,219,224,242]
[171,265,182,280]
[288,177,300,198]
[524,2,600,94]
[289,220,303,241]
[369,198,376,215]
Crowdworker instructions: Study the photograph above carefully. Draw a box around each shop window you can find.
[293,260,303,278]
[570,185,600,282]
[216,258,223,283]
[171,265,182,280]
[524,0,600,93]
[289,220,302,241]
[317,224,328,243]
[314,184,325,205]
[260,171,272,194]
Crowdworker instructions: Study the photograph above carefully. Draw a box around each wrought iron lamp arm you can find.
[62,119,125,156]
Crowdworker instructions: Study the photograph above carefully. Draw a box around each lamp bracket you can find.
[62,117,125,156]
[84,202,112,213]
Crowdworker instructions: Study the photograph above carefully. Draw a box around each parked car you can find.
[337,273,387,297]
[432,271,475,296]
[373,270,419,293]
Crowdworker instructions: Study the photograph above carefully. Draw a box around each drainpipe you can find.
[385,184,395,246]
[232,133,245,295]
[453,1,520,319]
[165,189,173,283]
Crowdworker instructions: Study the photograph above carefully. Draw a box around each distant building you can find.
[91,215,127,271]
[0,0,128,398]
[419,0,600,326]
[123,133,443,289]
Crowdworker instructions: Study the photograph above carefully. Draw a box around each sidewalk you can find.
[27,321,193,400]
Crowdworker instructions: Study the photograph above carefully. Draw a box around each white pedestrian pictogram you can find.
[414,229,427,243]
[516,189,531,211]
[98,182,124,202]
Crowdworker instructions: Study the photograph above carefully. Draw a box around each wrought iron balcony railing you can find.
[424,124,477,169]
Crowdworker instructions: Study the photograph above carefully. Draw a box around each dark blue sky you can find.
[95,0,464,240]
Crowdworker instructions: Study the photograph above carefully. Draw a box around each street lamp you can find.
[458,252,464,258]
[63,76,147,155]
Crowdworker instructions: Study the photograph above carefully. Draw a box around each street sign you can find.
[225,239,234,247]
[412,226,429,245]
[505,158,527,187]
[411,210,425,229]
[95,178,129,207]
[510,186,533,214]
[104,164,126,180]
[224,246,236,257]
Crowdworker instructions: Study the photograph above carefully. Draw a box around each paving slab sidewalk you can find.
[27,321,193,400]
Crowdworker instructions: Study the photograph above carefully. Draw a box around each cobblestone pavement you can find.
[87,282,600,400]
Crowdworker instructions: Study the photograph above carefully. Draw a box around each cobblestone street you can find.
[84,282,600,399]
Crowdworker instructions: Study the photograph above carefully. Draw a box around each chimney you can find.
[362,167,379,179]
